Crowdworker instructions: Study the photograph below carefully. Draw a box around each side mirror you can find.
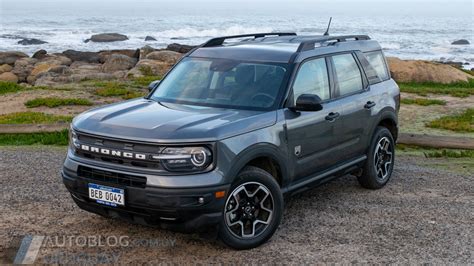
[290,94,323,112]
[148,80,160,92]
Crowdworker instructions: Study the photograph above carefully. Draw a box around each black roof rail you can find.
[297,35,370,52]
[202,32,297,47]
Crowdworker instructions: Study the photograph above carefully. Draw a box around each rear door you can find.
[328,52,373,162]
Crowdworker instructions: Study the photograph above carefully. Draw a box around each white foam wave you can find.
[156,26,274,38]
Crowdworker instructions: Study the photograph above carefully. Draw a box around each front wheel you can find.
[219,166,283,249]
[358,126,395,189]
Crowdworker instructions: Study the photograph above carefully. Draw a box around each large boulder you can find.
[101,54,137,73]
[12,57,38,82]
[0,64,13,74]
[32,49,48,59]
[62,50,101,63]
[451,39,470,45]
[145,50,182,64]
[139,45,155,60]
[387,57,473,84]
[98,49,140,63]
[127,59,170,77]
[0,51,28,65]
[39,54,72,66]
[85,33,128,43]
[0,72,18,83]
[166,43,196,53]
[17,38,48,45]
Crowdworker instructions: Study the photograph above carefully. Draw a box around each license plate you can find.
[88,183,125,207]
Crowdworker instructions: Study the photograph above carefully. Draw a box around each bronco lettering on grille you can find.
[80,144,147,160]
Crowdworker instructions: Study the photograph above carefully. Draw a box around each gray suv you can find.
[62,33,400,249]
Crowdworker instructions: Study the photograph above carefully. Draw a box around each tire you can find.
[219,166,283,249]
[358,126,395,189]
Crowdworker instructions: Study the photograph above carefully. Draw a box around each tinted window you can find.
[365,51,389,81]
[151,57,288,110]
[332,54,363,96]
[293,58,330,103]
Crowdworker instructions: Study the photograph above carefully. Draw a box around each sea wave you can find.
[155,25,274,38]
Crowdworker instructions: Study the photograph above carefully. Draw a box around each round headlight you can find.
[191,149,207,167]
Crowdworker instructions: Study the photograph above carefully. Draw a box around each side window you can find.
[365,51,389,81]
[293,58,330,103]
[332,54,363,96]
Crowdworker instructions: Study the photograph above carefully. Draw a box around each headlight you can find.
[157,146,212,172]
[69,126,80,149]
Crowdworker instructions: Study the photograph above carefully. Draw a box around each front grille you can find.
[74,131,165,170]
[78,166,147,188]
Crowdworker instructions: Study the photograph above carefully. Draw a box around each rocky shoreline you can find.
[0,41,472,87]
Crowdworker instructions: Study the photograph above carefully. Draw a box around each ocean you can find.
[0,0,473,66]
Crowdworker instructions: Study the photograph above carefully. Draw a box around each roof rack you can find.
[297,35,370,52]
[202,32,297,47]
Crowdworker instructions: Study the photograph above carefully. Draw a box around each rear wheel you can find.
[219,166,283,249]
[358,126,395,189]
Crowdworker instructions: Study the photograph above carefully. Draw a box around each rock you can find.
[85,33,128,43]
[48,65,72,75]
[101,54,137,73]
[69,61,102,72]
[166,43,196,53]
[0,72,18,83]
[17,38,48,45]
[32,49,48,59]
[451,39,470,45]
[387,57,473,84]
[98,49,140,63]
[0,64,13,74]
[145,36,157,41]
[62,50,101,63]
[12,57,38,82]
[127,59,170,77]
[139,45,156,60]
[39,55,72,66]
[145,50,182,64]
[0,51,28,65]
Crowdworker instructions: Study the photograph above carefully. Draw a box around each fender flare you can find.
[225,143,289,187]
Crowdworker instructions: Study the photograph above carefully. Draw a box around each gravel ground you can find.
[0,146,472,264]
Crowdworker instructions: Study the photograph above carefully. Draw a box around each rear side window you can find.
[332,54,363,96]
[293,58,330,102]
[365,51,389,81]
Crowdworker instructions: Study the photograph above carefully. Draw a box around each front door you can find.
[284,57,342,181]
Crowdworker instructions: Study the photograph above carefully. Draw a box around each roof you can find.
[189,33,382,63]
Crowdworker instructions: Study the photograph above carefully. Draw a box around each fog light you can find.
[198,197,204,204]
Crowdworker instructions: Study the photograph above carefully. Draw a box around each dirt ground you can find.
[0,146,472,264]
[399,92,474,138]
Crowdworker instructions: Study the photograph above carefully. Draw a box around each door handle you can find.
[364,101,376,109]
[325,112,340,121]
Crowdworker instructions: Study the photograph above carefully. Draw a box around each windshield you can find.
[150,57,289,110]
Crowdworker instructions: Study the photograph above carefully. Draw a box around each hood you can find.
[72,98,276,143]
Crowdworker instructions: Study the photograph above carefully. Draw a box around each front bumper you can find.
[62,158,230,233]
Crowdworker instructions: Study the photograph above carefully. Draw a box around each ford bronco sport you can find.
[62,33,400,249]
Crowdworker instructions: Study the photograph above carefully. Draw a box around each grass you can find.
[0,81,25,95]
[132,76,161,87]
[0,112,72,124]
[25,97,93,108]
[139,65,155,76]
[401,98,446,106]
[398,79,474,97]
[397,144,474,158]
[427,108,474,132]
[0,130,68,145]
[93,81,145,99]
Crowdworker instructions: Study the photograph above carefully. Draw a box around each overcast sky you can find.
[1,0,473,17]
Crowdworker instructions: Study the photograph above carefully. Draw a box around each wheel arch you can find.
[225,143,288,188]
